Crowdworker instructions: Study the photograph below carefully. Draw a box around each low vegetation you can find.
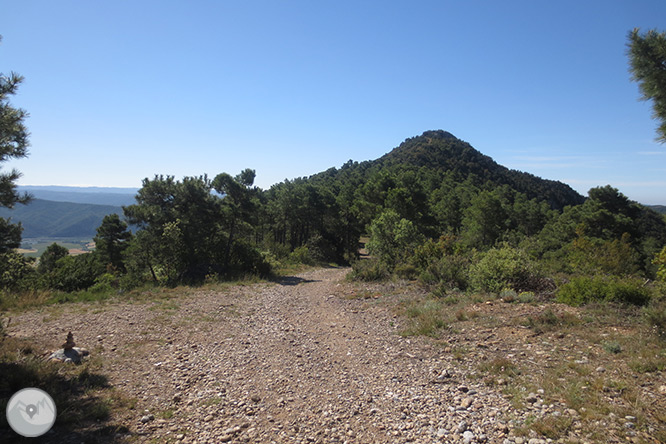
[0,330,132,438]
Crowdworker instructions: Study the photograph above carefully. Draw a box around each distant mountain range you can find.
[18,185,138,207]
[1,186,136,239]
[0,198,124,239]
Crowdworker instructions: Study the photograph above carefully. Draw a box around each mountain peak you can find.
[417,129,458,140]
[379,130,584,210]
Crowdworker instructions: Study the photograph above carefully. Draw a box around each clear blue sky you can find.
[2,1,666,204]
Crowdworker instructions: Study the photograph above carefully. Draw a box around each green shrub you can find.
[349,258,389,281]
[48,254,105,292]
[395,263,418,280]
[306,234,338,263]
[518,291,535,303]
[87,273,119,294]
[260,250,281,271]
[468,244,539,293]
[500,289,517,302]
[557,276,652,306]
[602,341,623,354]
[644,298,666,338]
[654,245,666,282]
[229,241,272,276]
[401,299,447,337]
[419,254,470,291]
[0,251,37,292]
[367,210,424,267]
[289,246,314,265]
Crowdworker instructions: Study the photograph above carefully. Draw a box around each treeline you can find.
[1,131,665,304]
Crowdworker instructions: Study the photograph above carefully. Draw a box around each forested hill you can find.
[377,130,584,210]
[4,129,664,292]
[0,199,123,238]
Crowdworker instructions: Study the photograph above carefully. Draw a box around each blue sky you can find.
[2,1,666,204]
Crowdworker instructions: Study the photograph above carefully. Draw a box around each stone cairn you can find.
[48,331,89,364]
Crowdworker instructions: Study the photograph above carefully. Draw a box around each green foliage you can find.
[88,273,119,294]
[468,244,540,293]
[1,40,31,256]
[123,174,269,284]
[394,263,418,280]
[380,131,583,210]
[228,239,271,277]
[349,258,390,281]
[418,253,470,292]
[401,298,447,337]
[461,189,509,248]
[305,234,338,263]
[0,216,22,253]
[367,209,423,267]
[628,28,666,143]
[37,242,69,274]
[603,341,623,354]
[213,168,260,270]
[557,276,652,306]
[289,246,314,265]
[644,296,666,338]
[654,245,666,281]
[566,231,642,276]
[7,129,665,304]
[94,213,132,271]
[48,254,105,292]
[537,186,666,278]
[0,250,36,291]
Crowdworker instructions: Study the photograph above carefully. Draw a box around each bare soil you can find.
[4,267,665,443]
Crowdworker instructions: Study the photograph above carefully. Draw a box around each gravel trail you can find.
[7,268,538,443]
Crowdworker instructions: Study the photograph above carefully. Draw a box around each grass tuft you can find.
[400,298,447,337]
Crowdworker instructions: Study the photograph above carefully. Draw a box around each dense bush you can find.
[289,246,315,265]
[565,232,642,277]
[654,246,666,282]
[48,254,105,292]
[419,254,470,292]
[0,251,37,292]
[557,276,652,306]
[305,234,338,263]
[411,236,469,292]
[349,258,390,281]
[229,240,272,276]
[367,210,424,267]
[468,244,539,293]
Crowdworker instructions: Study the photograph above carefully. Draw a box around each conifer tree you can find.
[628,28,666,143]
[0,36,31,252]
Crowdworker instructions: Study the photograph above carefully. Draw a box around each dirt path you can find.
[5,268,594,443]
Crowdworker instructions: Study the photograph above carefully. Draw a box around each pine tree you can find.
[628,28,666,143]
[0,36,31,252]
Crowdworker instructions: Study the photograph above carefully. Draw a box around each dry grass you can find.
[399,287,666,442]
[0,334,134,440]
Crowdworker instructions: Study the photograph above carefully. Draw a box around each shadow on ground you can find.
[0,335,132,443]
[275,276,320,286]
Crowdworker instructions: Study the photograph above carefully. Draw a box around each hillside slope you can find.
[378,130,584,209]
[18,186,137,206]
[0,199,123,238]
